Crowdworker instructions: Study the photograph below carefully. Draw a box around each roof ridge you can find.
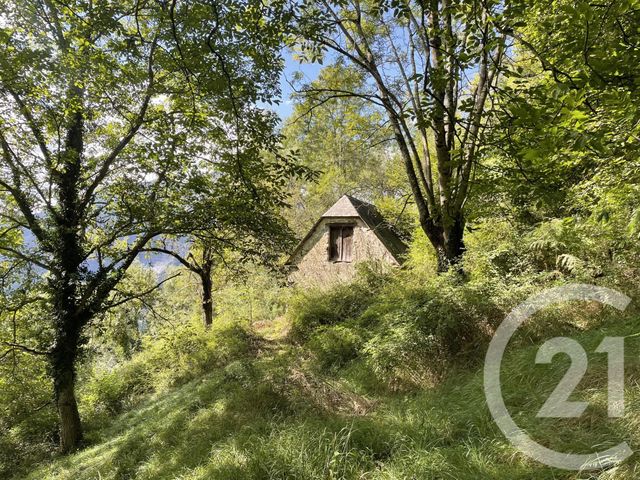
[344,194,371,206]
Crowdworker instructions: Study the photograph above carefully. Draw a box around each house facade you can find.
[286,195,407,286]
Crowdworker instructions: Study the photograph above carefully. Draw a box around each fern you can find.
[556,253,582,273]
[627,208,640,238]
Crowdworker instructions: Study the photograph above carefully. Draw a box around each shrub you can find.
[286,261,522,390]
[80,321,256,420]
[81,362,150,417]
[287,267,386,342]
[307,325,362,370]
[361,276,497,389]
[290,256,545,390]
[0,355,57,479]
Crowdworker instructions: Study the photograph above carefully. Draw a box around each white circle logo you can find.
[484,283,632,471]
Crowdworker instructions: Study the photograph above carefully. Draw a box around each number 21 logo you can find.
[536,336,625,418]
[484,284,633,470]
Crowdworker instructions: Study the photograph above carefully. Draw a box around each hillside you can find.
[2,1,640,478]
[21,272,640,480]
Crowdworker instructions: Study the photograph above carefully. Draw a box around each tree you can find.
[484,0,640,222]
[151,239,220,328]
[0,0,294,452]
[284,63,411,236]
[145,211,296,329]
[293,0,508,271]
[464,0,640,276]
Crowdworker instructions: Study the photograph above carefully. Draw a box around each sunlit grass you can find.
[20,291,640,480]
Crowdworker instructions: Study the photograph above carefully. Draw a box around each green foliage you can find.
[214,265,290,326]
[288,252,529,389]
[6,211,640,478]
[287,270,384,341]
[0,0,308,452]
[286,208,640,390]
[283,62,412,237]
[0,260,55,477]
[20,298,640,480]
[461,220,532,278]
[80,321,255,423]
[483,0,640,229]
[0,354,56,479]
[89,263,161,359]
[3,0,640,475]
[307,325,362,370]
[360,271,509,389]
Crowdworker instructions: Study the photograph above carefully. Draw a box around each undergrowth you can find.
[11,220,640,480]
[23,305,640,480]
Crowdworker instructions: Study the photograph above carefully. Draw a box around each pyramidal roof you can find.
[287,195,408,265]
[321,194,361,217]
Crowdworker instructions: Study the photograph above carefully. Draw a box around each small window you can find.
[329,225,353,262]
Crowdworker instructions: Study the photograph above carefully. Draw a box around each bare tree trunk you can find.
[50,291,84,453]
[200,244,215,328]
[390,115,465,272]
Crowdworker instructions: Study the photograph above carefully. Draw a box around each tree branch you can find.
[102,272,181,311]
[80,33,159,215]
[1,341,50,356]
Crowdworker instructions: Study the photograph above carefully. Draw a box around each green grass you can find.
[23,309,640,480]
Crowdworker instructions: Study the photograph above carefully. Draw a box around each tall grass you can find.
[15,217,640,479]
[24,305,640,480]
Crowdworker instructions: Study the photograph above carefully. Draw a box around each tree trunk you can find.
[200,272,214,329]
[53,364,83,452]
[442,215,466,272]
[51,101,85,453]
[386,99,467,275]
[422,214,466,274]
[50,300,84,453]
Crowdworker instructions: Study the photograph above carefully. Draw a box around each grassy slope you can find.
[26,314,640,480]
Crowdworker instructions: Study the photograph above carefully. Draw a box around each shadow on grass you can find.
[28,314,640,480]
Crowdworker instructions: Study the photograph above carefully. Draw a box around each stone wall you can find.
[289,216,399,287]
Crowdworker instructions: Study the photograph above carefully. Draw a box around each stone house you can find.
[286,195,407,285]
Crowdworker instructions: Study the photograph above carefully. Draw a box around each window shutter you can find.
[329,225,354,262]
[342,227,353,262]
[329,226,341,261]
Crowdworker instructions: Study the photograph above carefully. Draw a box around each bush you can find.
[289,256,541,389]
[81,360,151,417]
[81,321,256,420]
[360,274,500,389]
[287,267,386,341]
[0,355,57,479]
[307,325,362,370]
